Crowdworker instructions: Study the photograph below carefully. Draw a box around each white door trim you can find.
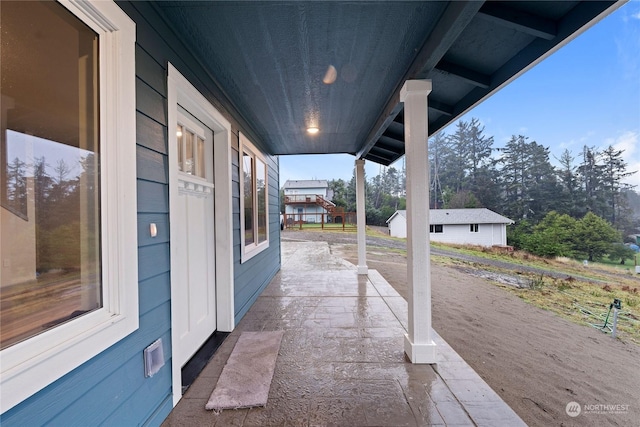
[167,64,235,406]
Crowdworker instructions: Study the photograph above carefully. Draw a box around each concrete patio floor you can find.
[162,240,526,426]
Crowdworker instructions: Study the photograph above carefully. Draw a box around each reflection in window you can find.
[256,159,267,244]
[243,152,254,246]
[197,136,205,178]
[176,122,206,179]
[177,125,184,171]
[1,0,101,350]
[240,133,269,260]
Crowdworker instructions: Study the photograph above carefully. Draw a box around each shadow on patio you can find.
[163,240,526,426]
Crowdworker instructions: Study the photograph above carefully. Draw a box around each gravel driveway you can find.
[282,228,609,285]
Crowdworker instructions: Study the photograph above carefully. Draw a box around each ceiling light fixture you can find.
[307,127,319,134]
[323,65,337,84]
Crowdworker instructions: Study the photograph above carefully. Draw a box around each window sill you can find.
[241,241,269,263]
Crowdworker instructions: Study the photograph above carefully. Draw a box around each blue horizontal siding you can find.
[137,78,166,126]
[141,395,174,427]
[137,112,167,154]
[139,272,171,316]
[138,213,170,246]
[137,180,169,213]
[137,145,168,184]
[135,44,166,97]
[1,304,171,426]
[3,1,281,425]
[138,244,171,282]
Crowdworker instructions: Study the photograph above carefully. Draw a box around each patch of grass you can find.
[525,274,545,290]
[325,228,640,343]
[499,272,640,345]
[428,241,640,343]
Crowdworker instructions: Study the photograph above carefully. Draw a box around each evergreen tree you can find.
[599,145,636,226]
[428,132,449,208]
[573,212,621,262]
[383,166,400,196]
[555,149,584,217]
[470,165,501,212]
[526,143,558,222]
[577,146,607,218]
[462,118,494,198]
[497,135,557,222]
[446,190,480,209]
[327,178,348,208]
[522,211,577,257]
[5,157,28,217]
[496,135,531,220]
[445,120,468,193]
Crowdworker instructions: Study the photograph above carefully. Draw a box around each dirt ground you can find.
[283,230,640,427]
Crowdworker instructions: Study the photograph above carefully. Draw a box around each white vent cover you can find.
[144,338,165,378]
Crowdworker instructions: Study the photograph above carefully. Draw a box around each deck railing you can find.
[282,211,356,231]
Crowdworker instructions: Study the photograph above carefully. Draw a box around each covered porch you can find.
[152,0,623,365]
[162,239,525,426]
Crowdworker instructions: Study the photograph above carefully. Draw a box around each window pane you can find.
[177,125,184,172]
[1,1,101,350]
[243,152,254,246]
[196,137,205,178]
[184,130,194,175]
[256,159,267,244]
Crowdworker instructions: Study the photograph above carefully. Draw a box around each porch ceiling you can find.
[155,1,620,166]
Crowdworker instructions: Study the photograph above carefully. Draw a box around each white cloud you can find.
[610,130,638,154]
[557,130,597,153]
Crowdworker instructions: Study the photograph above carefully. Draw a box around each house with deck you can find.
[387,208,513,246]
[283,179,338,224]
[0,0,623,425]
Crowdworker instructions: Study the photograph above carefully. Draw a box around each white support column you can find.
[355,158,368,275]
[401,80,436,363]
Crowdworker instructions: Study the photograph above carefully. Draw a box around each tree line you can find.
[4,155,99,272]
[320,117,640,260]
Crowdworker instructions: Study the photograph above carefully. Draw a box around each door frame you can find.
[167,64,234,406]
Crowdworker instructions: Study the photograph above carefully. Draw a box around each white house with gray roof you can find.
[387,208,513,246]
[283,179,335,223]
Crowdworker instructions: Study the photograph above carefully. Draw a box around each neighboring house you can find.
[0,1,618,425]
[283,179,336,223]
[387,209,513,246]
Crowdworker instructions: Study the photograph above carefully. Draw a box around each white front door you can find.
[168,64,235,406]
[172,107,216,368]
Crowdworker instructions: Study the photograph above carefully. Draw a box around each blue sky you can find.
[280,1,640,189]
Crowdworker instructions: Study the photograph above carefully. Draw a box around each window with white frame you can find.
[240,133,268,261]
[470,224,479,232]
[0,0,137,412]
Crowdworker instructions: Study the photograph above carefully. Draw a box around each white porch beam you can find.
[401,80,436,363]
[355,158,368,275]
